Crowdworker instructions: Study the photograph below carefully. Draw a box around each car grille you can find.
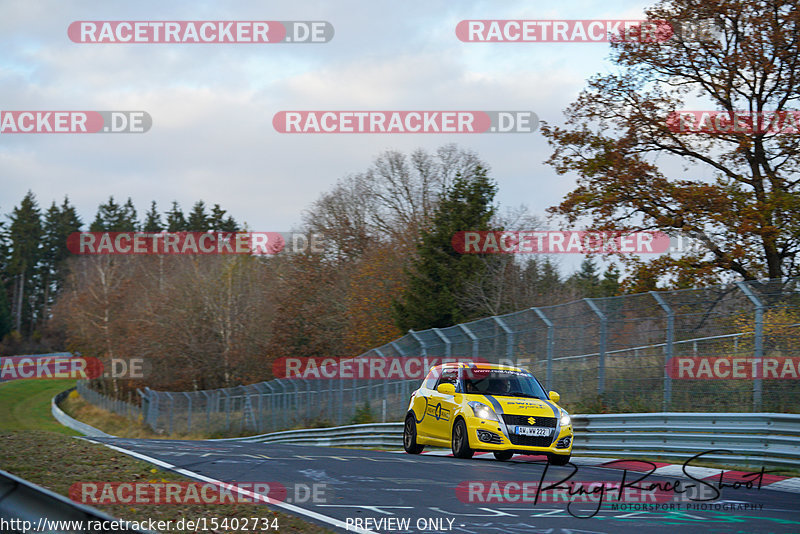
[508,434,554,447]
[501,414,557,427]
[502,415,557,447]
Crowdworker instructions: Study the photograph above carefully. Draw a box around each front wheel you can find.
[493,451,514,461]
[452,419,474,459]
[403,415,424,454]
[547,453,570,466]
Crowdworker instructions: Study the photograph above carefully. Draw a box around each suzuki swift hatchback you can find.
[403,362,573,464]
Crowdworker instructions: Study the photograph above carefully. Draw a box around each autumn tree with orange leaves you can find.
[542,0,800,290]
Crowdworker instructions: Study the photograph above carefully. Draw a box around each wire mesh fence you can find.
[76,380,141,420]
[79,278,800,436]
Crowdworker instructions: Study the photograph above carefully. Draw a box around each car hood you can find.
[470,394,561,418]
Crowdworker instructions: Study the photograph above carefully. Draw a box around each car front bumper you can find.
[466,416,573,455]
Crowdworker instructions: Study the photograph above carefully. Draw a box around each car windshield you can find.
[461,369,548,398]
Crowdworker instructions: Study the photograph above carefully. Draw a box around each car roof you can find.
[430,361,527,373]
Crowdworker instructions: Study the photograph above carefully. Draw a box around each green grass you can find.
[0,379,79,434]
[0,379,335,533]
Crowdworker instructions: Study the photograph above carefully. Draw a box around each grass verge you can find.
[0,379,79,434]
[0,381,336,534]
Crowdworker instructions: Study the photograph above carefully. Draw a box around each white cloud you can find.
[0,0,656,245]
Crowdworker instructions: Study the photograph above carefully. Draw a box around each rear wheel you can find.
[493,451,514,461]
[403,415,424,454]
[547,453,570,465]
[452,419,474,459]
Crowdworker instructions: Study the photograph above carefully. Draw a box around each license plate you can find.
[514,426,551,437]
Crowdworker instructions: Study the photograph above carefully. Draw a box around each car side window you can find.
[436,368,458,389]
[422,369,439,390]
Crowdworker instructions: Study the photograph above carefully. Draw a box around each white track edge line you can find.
[91,440,378,534]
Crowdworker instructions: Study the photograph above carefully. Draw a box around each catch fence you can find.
[79,278,800,436]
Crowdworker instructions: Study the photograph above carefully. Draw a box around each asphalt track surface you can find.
[88,438,800,534]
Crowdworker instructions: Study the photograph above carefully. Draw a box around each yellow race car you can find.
[403,362,573,464]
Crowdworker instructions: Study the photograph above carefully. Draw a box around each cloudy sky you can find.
[2,0,674,246]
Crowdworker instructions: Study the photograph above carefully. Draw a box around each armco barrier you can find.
[51,388,800,468]
[570,412,800,468]
[0,469,151,533]
[220,413,800,469]
[213,422,405,448]
[52,387,114,438]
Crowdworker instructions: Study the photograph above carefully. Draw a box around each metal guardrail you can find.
[220,413,800,469]
[51,386,800,469]
[214,422,405,448]
[52,388,114,438]
[571,412,800,468]
[0,469,151,533]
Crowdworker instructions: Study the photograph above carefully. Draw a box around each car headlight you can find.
[560,410,571,426]
[468,401,499,422]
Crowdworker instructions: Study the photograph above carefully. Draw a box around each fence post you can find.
[137,388,149,427]
[274,379,289,429]
[651,291,674,411]
[432,328,451,359]
[220,389,231,432]
[585,298,607,395]
[492,316,514,363]
[288,379,300,426]
[374,348,390,422]
[163,392,174,435]
[391,341,412,406]
[408,330,428,360]
[531,307,554,391]
[297,379,310,425]
[458,324,480,361]
[408,330,431,407]
[736,281,764,411]
[153,389,160,430]
[200,390,212,433]
[263,382,276,432]
[182,392,192,434]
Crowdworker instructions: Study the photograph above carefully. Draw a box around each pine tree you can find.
[393,166,497,330]
[539,258,562,293]
[570,257,602,298]
[122,198,138,229]
[209,204,238,231]
[0,278,11,342]
[90,196,137,231]
[41,197,83,317]
[0,217,11,341]
[7,191,43,334]
[142,201,163,232]
[187,201,209,231]
[165,201,187,231]
[600,264,621,297]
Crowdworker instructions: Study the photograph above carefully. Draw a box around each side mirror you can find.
[437,383,456,395]
[548,391,560,403]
